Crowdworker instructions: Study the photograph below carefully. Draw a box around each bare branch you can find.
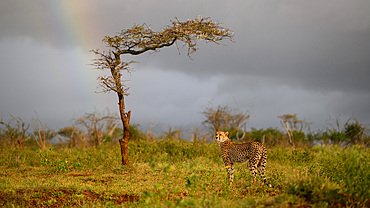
[73,110,119,146]
[280,120,295,148]
[0,114,31,148]
[201,104,250,136]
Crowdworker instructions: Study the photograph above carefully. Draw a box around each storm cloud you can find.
[1,0,369,133]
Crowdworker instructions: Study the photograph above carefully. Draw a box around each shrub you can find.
[128,139,220,164]
[318,145,370,206]
[129,124,146,141]
[286,176,345,207]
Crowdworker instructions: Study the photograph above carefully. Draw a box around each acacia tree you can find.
[73,111,118,146]
[201,104,250,139]
[0,114,30,148]
[278,114,311,148]
[91,17,233,165]
[31,115,55,150]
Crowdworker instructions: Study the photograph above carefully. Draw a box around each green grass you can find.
[0,140,369,207]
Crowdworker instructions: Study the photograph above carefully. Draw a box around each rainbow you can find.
[41,1,98,49]
[38,1,107,108]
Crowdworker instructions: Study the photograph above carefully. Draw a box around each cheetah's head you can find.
[215,131,230,145]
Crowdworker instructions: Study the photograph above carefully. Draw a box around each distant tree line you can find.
[200,104,368,148]
[0,107,368,150]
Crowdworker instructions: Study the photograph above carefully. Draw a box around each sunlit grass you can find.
[0,141,369,207]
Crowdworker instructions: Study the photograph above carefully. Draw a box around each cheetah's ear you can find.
[225,132,229,136]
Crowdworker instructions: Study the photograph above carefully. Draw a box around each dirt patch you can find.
[80,189,139,204]
[81,176,115,184]
[68,173,92,177]
[0,188,139,207]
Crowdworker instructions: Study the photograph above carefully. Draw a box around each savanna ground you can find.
[0,139,369,207]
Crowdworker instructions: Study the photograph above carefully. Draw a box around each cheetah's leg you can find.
[257,164,267,187]
[226,163,234,186]
[257,151,268,187]
[249,159,258,186]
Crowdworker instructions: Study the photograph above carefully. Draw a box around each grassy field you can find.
[0,139,369,207]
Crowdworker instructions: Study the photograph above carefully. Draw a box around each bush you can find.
[129,139,220,164]
[286,176,345,207]
[129,124,146,141]
[318,145,370,206]
[242,128,285,146]
[289,149,314,165]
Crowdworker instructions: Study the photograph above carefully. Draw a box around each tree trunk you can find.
[119,111,131,165]
[93,119,100,146]
[281,121,295,149]
[117,90,131,165]
[110,53,131,165]
[17,139,24,149]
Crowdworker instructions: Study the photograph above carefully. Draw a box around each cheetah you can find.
[215,131,269,187]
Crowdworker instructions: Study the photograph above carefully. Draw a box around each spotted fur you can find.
[215,131,268,186]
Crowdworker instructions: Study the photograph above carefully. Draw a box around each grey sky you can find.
[1,0,369,134]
